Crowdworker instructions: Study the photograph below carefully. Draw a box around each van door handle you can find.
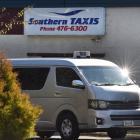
[55,92,62,96]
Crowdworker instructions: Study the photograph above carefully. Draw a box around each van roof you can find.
[10,58,117,67]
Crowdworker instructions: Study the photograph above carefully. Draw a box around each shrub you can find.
[0,54,42,140]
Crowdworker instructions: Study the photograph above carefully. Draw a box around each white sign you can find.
[24,8,105,35]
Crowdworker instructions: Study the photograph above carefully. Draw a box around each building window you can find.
[15,68,50,90]
[56,67,81,88]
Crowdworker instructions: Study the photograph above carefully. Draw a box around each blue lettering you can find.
[62,20,67,25]
[44,19,48,24]
[93,18,99,24]
[71,18,76,24]
[45,19,67,25]
[28,18,34,24]
[38,20,44,25]
[83,18,89,24]
[28,18,99,25]
[89,18,94,24]
[71,18,100,25]
[75,18,82,24]
[53,20,58,25]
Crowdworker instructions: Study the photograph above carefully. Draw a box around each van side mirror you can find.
[72,80,85,89]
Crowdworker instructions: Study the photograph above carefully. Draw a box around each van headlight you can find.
[88,99,109,110]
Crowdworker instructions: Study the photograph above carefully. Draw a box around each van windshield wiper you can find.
[91,82,135,86]
[97,83,117,86]
[118,83,135,86]
[91,82,117,86]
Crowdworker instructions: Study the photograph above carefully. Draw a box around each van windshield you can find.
[79,66,134,86]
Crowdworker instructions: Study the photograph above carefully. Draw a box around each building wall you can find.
[0,7,140,83]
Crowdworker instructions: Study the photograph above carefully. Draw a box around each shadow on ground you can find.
[27,135,140,140]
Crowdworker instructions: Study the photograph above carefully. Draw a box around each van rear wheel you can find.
[107,128,127,139]
[57,113,80,140]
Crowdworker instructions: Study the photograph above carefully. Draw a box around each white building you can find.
[0,1,140,84]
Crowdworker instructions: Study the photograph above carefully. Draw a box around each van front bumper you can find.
[88,109,140,129]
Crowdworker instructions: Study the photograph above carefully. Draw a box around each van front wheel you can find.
[107,128,127,139]
[57,113,80,140]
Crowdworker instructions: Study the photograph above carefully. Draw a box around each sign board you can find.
[24,8,105,35]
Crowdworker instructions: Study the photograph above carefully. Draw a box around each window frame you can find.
[55,66,83,88]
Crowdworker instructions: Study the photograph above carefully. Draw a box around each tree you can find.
[0,54,42,140]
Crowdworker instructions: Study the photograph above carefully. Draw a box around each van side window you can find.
[56,67,81,88]
[15,68,50,90]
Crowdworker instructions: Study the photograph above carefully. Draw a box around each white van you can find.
[11,58,140,140]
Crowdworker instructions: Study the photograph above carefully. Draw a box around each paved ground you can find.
[49,135,140,140]
[29,133,140,140]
